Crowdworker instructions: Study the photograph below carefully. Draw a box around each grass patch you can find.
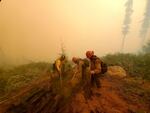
[122,77,150,105]
[0,62,50,100]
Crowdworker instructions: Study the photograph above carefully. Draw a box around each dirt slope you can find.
[60,76,131,113]
[0,68,149,113]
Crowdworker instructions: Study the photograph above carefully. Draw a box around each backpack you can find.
[101,61,108,74]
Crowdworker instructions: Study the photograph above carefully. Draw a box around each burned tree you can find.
[121,0,133,52]
[140,0,150,46]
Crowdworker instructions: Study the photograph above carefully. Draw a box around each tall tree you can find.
[140,0,150,46]
[121,0,133,52]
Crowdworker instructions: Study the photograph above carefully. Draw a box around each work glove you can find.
[90,70,95,74]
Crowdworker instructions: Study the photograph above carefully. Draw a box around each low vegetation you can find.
[102,40,150,81]
[0,41,150,112]
[103,53,150,80]
[0,62,50,100]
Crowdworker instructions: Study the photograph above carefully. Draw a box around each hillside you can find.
[0,66,149,113]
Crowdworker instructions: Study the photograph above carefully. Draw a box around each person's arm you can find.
[91,59,101,74]
[78,60,84,72]
[56,60,61,73]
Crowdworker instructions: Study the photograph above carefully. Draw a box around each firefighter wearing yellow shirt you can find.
[53,55,66,78]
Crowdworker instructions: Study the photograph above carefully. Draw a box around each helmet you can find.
[86,51,94,58]
[72,57,78,63]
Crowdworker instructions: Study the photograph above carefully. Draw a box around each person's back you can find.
[72,57,84,79]
[72,57,90,84]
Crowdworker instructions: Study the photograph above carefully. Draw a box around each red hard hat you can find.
[86,51,94,58]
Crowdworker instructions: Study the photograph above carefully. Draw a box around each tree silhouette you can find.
[143,40,150,53]
[121,0,133,52]
[140,0,150,45]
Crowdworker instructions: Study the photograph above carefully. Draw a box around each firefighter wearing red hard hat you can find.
[86,50,102,88]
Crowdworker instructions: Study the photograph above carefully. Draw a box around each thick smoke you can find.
[121,0,133,52]
[140,0,150,44]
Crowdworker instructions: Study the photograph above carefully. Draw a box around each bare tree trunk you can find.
[121,35,126,53]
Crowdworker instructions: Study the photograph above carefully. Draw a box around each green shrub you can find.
[102,53,150,80]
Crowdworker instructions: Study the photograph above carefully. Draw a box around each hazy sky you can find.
[0,0,149,63]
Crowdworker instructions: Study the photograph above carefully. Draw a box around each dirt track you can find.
[61,76,133,113]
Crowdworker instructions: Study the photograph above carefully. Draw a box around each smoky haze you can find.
[0,0,148,65]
